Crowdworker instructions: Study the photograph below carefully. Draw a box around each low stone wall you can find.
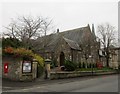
[2,56,38,81]
[50,70,117,80]
[2,56,22,81]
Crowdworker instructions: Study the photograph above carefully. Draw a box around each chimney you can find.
[57,28,59,33]
[92,24,95,34]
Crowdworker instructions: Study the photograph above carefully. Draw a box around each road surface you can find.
[2,74,118,92]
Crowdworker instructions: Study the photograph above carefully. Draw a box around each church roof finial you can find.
[92,24,96,39]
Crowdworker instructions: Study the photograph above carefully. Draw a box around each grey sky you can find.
[1,1,118,35]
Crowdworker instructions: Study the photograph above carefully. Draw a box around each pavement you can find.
[2,74,119,92]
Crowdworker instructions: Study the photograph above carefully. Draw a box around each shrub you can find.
[50,59,57,68]
[2,37,23,49]
[82,62,85,68]
[78,62,81,68]
[33,54,44,77]
[94,63,97,68]
[87,63,90,68]
[64,60,77,71]
[33,54,44,67]
[89,63,92,68]
[3,47,34,59]
[4,47,14,54]
[50,64,54,69]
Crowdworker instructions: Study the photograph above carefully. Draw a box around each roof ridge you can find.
[40,25,88,38]
[60,25,88,33]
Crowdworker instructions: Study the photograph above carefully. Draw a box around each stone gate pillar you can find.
[45,59,51,79]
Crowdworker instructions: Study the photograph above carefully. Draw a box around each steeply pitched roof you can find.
[63,37,80,50]
[34,24,94,52]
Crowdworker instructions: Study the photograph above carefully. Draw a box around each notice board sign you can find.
[22,61,32,73]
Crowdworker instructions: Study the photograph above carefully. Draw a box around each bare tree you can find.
[4,15,53,49]
[81,29,94,68]
[97,23,116,67]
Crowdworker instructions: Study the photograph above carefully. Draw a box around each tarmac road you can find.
[2,74,118,92]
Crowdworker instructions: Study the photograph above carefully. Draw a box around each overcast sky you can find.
[1,0,118,35]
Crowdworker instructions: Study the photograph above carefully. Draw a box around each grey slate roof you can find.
[34,24,94,52]
[63,37,80,50]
